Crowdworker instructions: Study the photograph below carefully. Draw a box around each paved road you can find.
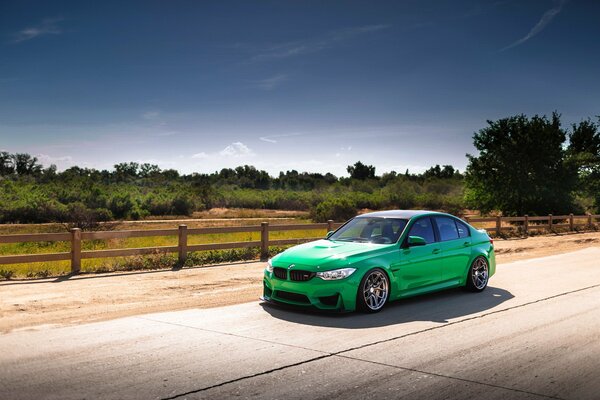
[1,247,599,400]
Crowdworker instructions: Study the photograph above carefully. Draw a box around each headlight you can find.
[316,268,356,280]
[266,259,273,272]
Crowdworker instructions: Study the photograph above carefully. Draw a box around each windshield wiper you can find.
[332,237,369,242]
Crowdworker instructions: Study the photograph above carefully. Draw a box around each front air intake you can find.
[275,290,310,304]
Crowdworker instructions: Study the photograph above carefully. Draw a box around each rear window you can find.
[456,220,470,238]
[435,216,459,241]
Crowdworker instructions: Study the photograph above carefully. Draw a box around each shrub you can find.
[184,248,260,267]
[0,269,15,280]
[171,194,195,216]
[129,206,150,221]
[310,198,357,222]
[108,193,134,219]
[63,203,114,231]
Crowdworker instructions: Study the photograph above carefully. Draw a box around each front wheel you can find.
[357,268,389,313]
[466,256,489,292]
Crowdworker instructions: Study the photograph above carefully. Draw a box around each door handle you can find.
[432,248,441,254]
[463,242,470,247]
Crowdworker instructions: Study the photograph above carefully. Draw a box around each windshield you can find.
[329,217,408,244]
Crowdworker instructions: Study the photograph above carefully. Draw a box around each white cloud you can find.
[259,132,302,143]
[37,154,72,163]
[251,24,391,61]
[13,18,63,43]
[500,0,566,51]
[219,142,254,157]
[192,142,255,159]
[36,153,74,170]
[253,74,288,90]
[142,111,160,120]
[335,145,352,157]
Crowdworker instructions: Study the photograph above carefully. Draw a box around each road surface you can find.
[1,247,599,400]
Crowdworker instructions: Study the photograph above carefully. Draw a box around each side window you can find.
[455,220,470,238]
[435,217,459,241]
[408,217,435,244]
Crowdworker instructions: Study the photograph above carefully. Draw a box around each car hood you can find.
[272,239,394,270]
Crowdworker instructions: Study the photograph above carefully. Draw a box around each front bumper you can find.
[262,269,361,312]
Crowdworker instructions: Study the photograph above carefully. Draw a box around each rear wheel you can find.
[357,268,389,313]
[466,256,489,292]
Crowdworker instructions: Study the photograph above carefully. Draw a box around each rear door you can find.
[433,216,472,283]
[392,217,443,294]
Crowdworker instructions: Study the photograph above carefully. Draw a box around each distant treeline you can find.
[0,152,464,224]
[1,112,598,225]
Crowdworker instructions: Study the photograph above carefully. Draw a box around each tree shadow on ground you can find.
[260,286,514,329]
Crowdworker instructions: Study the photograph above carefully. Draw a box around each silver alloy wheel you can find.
[472,257,489,290]
[362,270,388,311]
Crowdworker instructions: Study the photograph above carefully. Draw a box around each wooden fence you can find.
[0,221,342,274]
[465,214,600,235]
[1,214,598,274]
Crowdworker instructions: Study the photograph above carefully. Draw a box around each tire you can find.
[356,268,390,313]
[465,256,489,292]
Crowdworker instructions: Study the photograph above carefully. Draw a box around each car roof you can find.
[355,210,447,219]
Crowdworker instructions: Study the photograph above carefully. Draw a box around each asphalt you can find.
[1,247,599,400]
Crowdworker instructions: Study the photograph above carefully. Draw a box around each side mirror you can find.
[326,231,334,239]
[407,235,427,246]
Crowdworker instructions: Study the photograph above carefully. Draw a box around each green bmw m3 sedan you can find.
[262,210,495,313]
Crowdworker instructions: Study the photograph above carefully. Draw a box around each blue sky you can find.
[1,0,599,176]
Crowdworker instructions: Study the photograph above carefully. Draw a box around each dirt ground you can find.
[1,231,599,334]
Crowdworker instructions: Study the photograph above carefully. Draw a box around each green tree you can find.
[465,113,576,215]
[568,118,600,210]
[423,165,456,179]
[347,161,375,180]
[0,151,14,176]
[114,162,139,182]
[12,153,42,176]
[139,163,161,178]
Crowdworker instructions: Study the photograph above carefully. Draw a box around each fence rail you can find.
[0,220,342,273]
[1,214,599,274]
[465,213,600,235]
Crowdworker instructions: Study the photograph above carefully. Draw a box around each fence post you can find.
[589,213,593,229]
[569,214,574,231]
[178,224,188,265]
[496,216,501,235]
[524,215,529,235]
[327,219,334,232]
[548,214,553,231]
[260,222,269,261]
[70,228,81,274]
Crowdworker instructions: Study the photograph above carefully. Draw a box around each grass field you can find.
[0,211,325,278]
